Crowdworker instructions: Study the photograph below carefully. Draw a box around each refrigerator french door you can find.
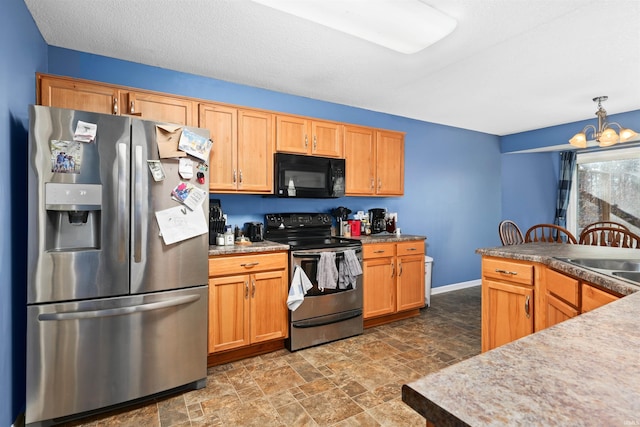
[26,105,209,426]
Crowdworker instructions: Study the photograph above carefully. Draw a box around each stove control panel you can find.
[265,213,332,229]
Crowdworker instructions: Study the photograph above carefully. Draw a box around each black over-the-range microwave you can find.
[274,153,345,198]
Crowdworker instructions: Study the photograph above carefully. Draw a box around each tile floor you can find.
[62,286,481,427]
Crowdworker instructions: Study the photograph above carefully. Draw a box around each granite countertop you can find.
[402,242,640,426]
[353,233,426,244]
[208,240,289,256]
[477,242,640,295]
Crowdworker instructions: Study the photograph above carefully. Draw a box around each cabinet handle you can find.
[313,135,317,150]
[495,269,518,275]
[370,178,374,190]
[399,262,403,276]
[233,169,237,183]
[244,281,249,299]
[252,280,256,298]
[405,247,417,251]
[391,261,395,278]
[378,178,382,190]
[525,295,530,318]
[113,98,118,115]
[240,262,259,268]
[304,135,308,148]
[239,170,243,183]
[130,101,135,114]
[373,250,386,254]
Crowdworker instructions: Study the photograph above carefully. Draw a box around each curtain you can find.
[554,151,577,228]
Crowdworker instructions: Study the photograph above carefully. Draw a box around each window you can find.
[567,147,640,237]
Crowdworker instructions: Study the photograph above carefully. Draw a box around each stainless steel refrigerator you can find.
[26,105,210,426]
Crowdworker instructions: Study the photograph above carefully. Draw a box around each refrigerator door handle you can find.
[37,294,201,321]
[117,142,128,261]
[133,145,143,263]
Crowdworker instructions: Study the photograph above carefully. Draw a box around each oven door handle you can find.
[291,309,362,328]
[292,248,362,259]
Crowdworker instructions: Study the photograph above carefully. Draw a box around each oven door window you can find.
[297,257,353,296]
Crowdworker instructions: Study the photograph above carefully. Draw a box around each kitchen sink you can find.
[561,258,640,272]
[555,257,640,285]
[612,271,640,283]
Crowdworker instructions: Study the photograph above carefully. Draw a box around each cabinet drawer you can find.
[482,257,533,285]
[546,269,579,307]
[209,252,287,277]
[363,242,396,259]
[397,240,425,256]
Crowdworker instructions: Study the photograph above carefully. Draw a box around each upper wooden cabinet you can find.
[38,74,121,115]
[122,91,196,126]
[344,126,405,196]
[376,130,405,196]
[275,115,343,157]
[38,74,196,125]
[344,125,376,195]
[199,103,273,193]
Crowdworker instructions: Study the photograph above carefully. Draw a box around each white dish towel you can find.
[339,249,363,289]
[287,266,313,311]
[317,252,338,291]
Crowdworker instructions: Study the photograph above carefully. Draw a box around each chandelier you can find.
[569,96,638,148]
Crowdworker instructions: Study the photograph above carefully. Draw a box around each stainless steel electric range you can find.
[265,213,363,351]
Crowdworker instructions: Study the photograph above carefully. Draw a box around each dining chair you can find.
[524,224,577,244]
[499,220,524,245]
[578,226,640,248]
[579,221,629,241]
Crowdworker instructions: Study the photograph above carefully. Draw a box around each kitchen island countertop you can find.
[402,243,640,426]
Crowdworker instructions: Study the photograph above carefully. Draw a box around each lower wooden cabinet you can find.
[208,252,288,354]
[481,257,534,352]
[363,240,425,326]
[582,283,621,313]
[482,255,624,352]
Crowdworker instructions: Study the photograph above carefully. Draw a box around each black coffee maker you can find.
[368,208,387,234]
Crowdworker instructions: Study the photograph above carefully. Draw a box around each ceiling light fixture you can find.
[569,96,638,149]
[251,0,457,54]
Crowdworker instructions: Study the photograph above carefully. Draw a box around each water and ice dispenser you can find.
[44,182,102,251]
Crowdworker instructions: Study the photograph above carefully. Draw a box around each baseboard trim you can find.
[431,279,481,295]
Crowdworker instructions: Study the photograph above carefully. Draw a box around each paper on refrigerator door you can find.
[155,205,208,245]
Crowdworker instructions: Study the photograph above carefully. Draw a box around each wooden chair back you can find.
[578,226,640,248]
[524,224,577,244]
[579,221,629,241]
[499,220,524,245]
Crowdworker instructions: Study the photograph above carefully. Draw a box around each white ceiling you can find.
[24,0,640,136]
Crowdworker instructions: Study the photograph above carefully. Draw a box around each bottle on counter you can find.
[216,233,225,246]
[224,225,234,246]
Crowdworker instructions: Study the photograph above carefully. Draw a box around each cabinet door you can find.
[199,103,238,191]
[482,279,534,352]
[125,91,196,125]
[397,254,425,312]
[375,130,404,195]
[344,125,375,195]
[581,284,620,313]
[363,257,395,319]
[311,120,343,157]
[250,269,289,343]
[237,109,274,193]
[39,75,119,115]
[209,275,250,353]
[545,293,578,328]
[275,115,309,154]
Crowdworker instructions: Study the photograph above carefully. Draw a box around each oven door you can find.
[289,247,363,323]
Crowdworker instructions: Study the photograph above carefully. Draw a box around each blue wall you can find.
[48,47,503,289]
[1,0,47,424]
